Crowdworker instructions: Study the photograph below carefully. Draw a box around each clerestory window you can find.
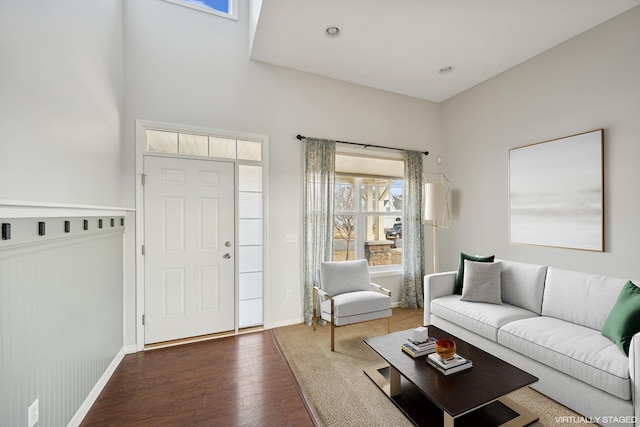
[161,0,238,20]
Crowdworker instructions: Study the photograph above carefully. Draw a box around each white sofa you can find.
[423,259,640,427]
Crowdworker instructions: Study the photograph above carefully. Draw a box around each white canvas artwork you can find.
[509,129,603,251]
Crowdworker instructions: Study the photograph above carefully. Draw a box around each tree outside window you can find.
[332,175,403,266]
[333,179,356,261]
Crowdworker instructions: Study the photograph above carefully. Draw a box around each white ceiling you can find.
[250,0,640,102]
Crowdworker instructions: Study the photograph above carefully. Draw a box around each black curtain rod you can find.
[296,134,428,156]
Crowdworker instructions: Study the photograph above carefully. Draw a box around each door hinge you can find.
[141,174,147,186]
[142,314,145,325]
[142,245,145,255]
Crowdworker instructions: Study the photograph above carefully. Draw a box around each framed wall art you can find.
[509,129,604,251]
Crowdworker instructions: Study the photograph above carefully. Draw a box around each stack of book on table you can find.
[401,336,436,358]
[427,353,473,375]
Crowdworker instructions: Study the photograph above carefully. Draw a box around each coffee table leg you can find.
[389,366,401,397]
[441,396,538,427]
[496,396,539,427]
[443,413,454,427]
[363,364,402,398]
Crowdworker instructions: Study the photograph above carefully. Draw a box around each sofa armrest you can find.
[629,332,640,417]
[423,271,456,326]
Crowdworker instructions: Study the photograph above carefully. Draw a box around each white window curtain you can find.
[303,138,336,324]
[400,150,425,308]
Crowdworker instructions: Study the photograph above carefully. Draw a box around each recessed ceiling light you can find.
[325,26,341,38]
[439,66,454,75]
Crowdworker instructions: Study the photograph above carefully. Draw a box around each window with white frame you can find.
[333,151,404,268]
[161,0,238,20]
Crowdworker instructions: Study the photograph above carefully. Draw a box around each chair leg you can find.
[331,321,335,352]
[312,287,318,331]
[387,317,391,334]
[330,299,335,351]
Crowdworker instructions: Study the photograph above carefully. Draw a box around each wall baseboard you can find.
[123,344,138,354]
[267,317,304,329]
[67,347,126,427]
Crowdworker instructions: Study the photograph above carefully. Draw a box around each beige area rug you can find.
[273,308,596,426]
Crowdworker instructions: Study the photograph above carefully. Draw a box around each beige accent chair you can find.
[313,259,392,351]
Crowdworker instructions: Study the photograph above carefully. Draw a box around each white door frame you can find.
[135,119,269,351]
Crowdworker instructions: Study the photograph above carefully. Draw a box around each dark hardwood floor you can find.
[81,330,318,426]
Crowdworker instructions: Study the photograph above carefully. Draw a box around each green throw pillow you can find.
[602,281,640,356]
[454,252,495,294]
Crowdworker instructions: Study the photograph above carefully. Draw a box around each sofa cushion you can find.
[321,291,391,326]
[461,260,502,304]
[542,267,629,330]
[497,259,547,314]
[431,295,537,342]
[499,316,630,400]
[454,252,495,294]
[602,281,640,355]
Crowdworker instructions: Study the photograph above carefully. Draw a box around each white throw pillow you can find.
[460,260,502,304]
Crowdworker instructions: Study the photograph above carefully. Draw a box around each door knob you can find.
[223,253,231,259]
[225,241,231,247]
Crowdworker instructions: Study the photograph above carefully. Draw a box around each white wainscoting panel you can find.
[0,216,124,427]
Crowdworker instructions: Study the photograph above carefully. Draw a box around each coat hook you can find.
[1,223,10,240]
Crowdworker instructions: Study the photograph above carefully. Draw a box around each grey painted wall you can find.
[0,0,124,207]
[439,6,640,281]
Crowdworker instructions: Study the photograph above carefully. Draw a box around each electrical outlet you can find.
[285,290,292,300]
[28,398,39,427]
[285,234,298,243]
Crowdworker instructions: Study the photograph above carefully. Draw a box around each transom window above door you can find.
[146,129,261,162]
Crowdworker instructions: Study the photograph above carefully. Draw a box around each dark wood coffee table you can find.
[364,326,538,427]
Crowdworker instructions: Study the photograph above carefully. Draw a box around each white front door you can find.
[144,156,235,344]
